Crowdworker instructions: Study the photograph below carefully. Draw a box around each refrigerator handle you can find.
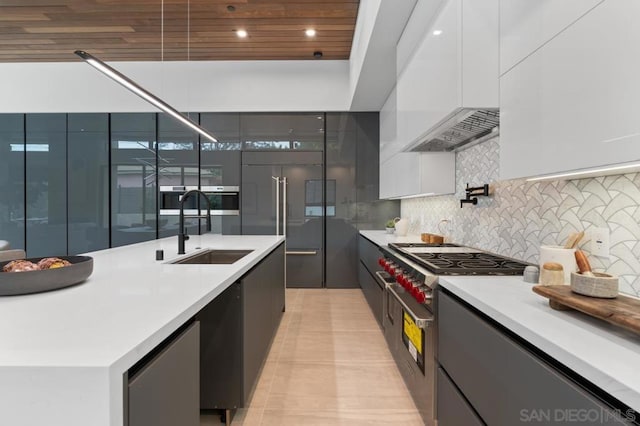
[272,176,280,235]
[282,177,288,238]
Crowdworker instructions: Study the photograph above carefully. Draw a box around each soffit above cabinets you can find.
[0,0,359,62]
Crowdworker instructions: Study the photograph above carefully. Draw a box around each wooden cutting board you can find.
[533,285,640,335]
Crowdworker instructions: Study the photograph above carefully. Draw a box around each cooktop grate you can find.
[389,243,461,248]
[407,252,529,275]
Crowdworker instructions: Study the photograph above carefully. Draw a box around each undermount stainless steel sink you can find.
[172,249,253,265]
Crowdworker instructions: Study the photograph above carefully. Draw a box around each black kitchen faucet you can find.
[178,189,212,254]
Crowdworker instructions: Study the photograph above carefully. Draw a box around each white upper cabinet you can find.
[396,0,498,151]
[379,152,455,200]
[379,153,420,199]
[500,0,640,180]
[500,0,604,75]
[379,86,399,163]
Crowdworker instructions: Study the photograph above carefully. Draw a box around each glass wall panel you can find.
[110,113,157,247]
[25,114,67,257]
[0,114,25,251]
[240,113,325,150]
[68,114,109,254]
[157,113,199,238]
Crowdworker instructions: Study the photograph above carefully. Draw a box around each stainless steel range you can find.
[374,242,529,426]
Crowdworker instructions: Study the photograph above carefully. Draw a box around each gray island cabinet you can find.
[124,241,285,426]
[436,289,631,425]
[126,322,201,426]
[197,242,285,421]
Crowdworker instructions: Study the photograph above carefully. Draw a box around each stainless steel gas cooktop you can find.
[388,242,529,276]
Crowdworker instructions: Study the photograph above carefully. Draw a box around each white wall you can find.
[0,59,350,113]
[348,0,417,111]
[348,0,382,100]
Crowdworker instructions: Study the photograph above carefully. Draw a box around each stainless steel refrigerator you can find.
[241,151,323,288]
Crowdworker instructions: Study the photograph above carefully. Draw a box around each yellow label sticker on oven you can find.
[403,312,422,355]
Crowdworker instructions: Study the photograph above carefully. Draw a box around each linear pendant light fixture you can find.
[74,50,218,142]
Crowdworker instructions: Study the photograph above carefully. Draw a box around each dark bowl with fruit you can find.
[0,256,93,296]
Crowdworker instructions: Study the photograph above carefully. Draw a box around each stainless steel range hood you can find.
[407,108,499,152]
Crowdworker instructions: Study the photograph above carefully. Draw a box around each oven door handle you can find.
[374,270,393,290]
[382,281,434,329]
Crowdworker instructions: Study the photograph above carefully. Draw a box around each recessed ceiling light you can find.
[313,51,323,59]
[305,29,316,37]
[235,29,248,38]
[433,30,443,36]
[227,5,236,12]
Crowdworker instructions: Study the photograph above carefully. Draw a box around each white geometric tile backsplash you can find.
[401,137,640,296]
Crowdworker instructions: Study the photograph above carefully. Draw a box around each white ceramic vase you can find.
[394,218,409,237]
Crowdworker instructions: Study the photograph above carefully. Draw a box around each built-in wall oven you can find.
[159,186,240,216]
[376,242,530,426]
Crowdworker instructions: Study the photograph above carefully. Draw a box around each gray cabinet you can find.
[436,367,483,426]
[110,113,157,247]
[157,113,200,239]
[198,281,243,409]
[358,260,383,327]
[242,242,285,402]
[198,243,285,412]
[127,321,200,426]
[200,113,241,235]
[437,290,630,425]
[326,113,400,288]
[67,113,109,254]
[25,114,67,257]
[0,114,25,251]
[358,235,384,326]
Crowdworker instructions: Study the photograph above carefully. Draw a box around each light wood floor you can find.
[201,288,423,425]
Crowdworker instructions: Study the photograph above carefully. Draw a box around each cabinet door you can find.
[461,0,499,107]
[438,290,629,426]
[379,152,421,199]
[67,113,109,254]
[500,0,640,180]
[128,322,200,426]
[197,282,243,409]
[418,152,456,196]
[0,115,25,251]
[379,157,394,199]
[436,367,483,426]
[25,114,67,257]
[396,0,461,149]
[500,0,604,75]
[355,113,381,204]
[379,152,455,200]
[242,243,285,403]
[358,235,381,276]
[358,260,383,327]
[326,113,358,288]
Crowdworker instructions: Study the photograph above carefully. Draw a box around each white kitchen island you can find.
[0,234,285,426]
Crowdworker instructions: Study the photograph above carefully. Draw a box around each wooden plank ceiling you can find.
[0,0,360,62]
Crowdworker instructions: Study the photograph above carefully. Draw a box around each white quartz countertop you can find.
[0,234,284,426]
[359,230,640,412]
[439,276,640,412]
[359,229,423,246]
